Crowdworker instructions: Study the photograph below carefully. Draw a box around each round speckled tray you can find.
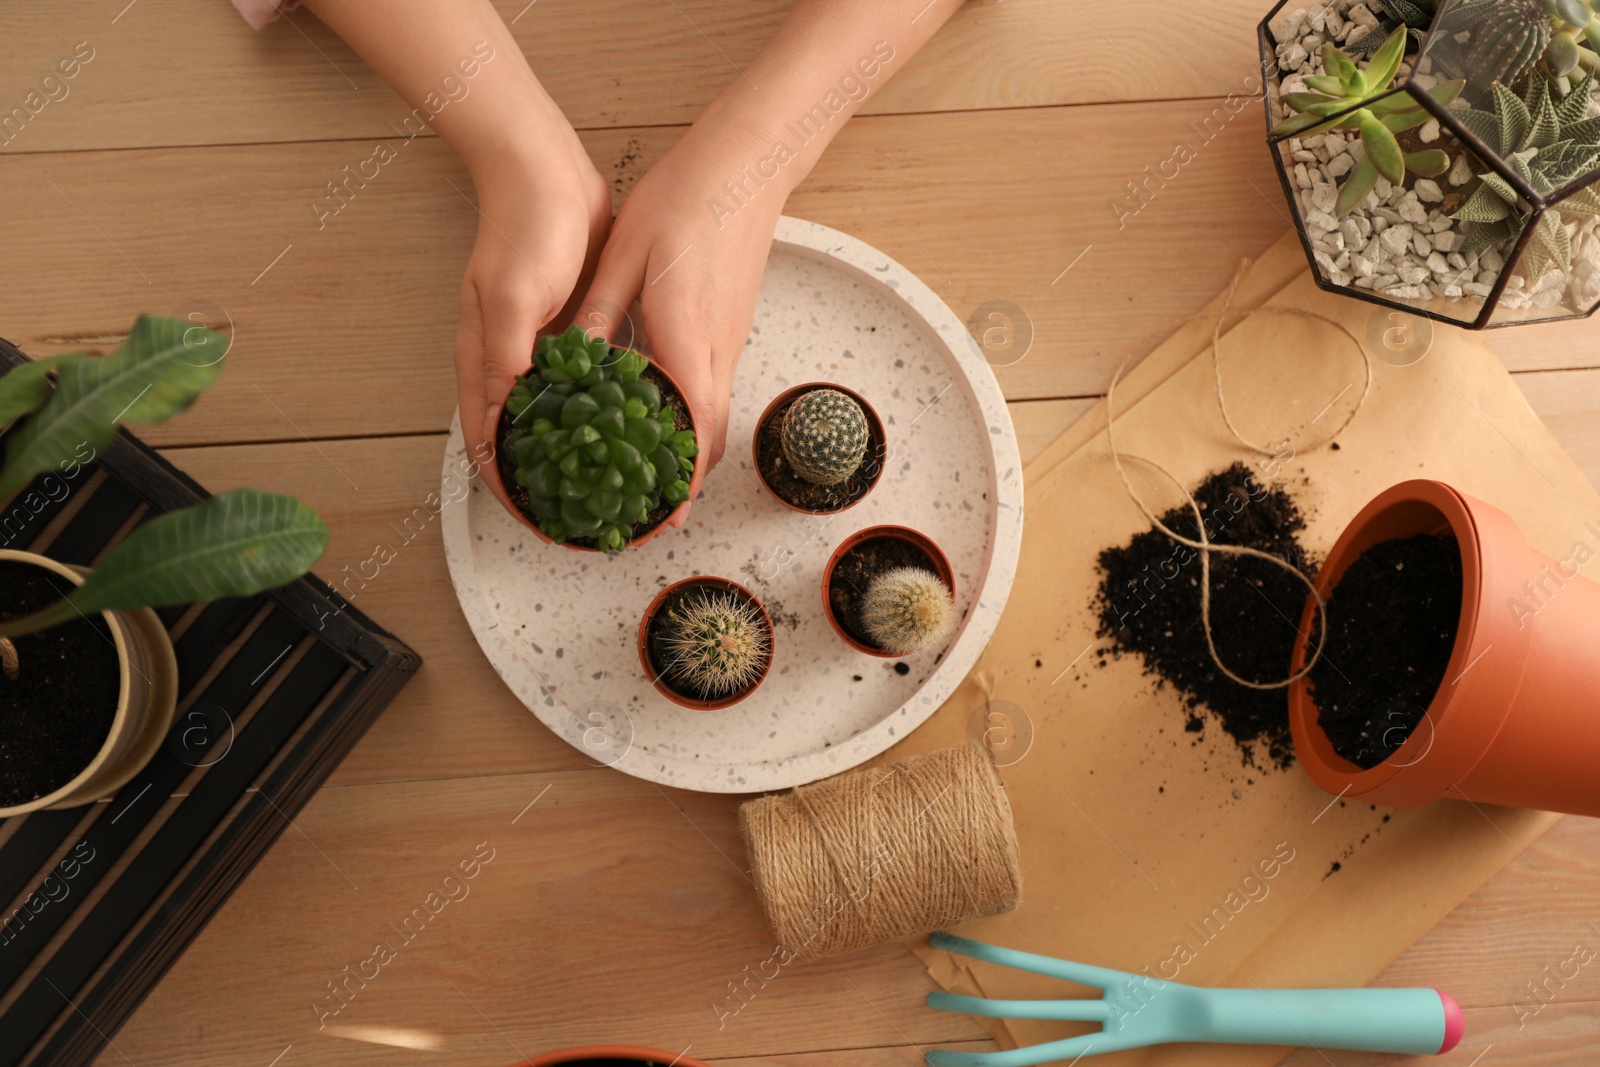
[440,216,1022,793]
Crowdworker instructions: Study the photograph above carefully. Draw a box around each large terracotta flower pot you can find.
[511,1046,714,1067]
[1289,480,1600,816]
[486,349,695,553]
[0,549,180,817]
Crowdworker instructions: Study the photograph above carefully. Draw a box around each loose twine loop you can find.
[1104,260,1375,690]
[739,745,1022,962]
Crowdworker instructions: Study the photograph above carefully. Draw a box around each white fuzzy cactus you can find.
[861,566,954,654]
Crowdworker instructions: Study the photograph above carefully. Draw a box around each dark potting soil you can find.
[497,360,691,549]
[755,389,886,512]
[1309,533,1463,769]
[828,536,940,652]
[645,582,772,702]
[1095,463,1315,771]
[0,559,121,808]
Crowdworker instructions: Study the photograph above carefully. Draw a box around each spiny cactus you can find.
[861,566,955,655]
[1273,27,1461,215]
[503,325,697,552]
[1463,0,1552,91]
[1451,72,1600,278]
[780,388,869,486]
[658,588,771,697]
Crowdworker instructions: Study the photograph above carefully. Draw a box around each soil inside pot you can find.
[497,360,692,549]
[645,583,772,703]
[1308,533,1463,769]
[1094,463,1316,771]
[755,389,885,512]
[828,536,942,653]
[0,559,121,808]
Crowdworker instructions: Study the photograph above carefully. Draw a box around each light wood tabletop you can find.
[3,1,1599,1063]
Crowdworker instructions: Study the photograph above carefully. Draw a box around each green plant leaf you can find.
[1359,110,1406,182]
[1453,177,1517,221]
[1560,70,1595,123]
[0,353,80,436]
[1528,91,1564,148]
[1455,107,1501,148]
[1323,43,1359,83]
[1495,81,1533,152]
[0,489,326,638]
[1302,76,1347,95]
[0,316,226,502]
[1361,26,1408,95]
[1405,148,1452,176]
[1336,157,1381,215]
[1561,184,1600,216]
[1534,209,1573,274]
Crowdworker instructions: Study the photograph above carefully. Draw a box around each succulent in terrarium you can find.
[1430,0,1600,94]
[658,587,771,697]
[1347,0,1441,55]
[503,325,697,553]
[1451,72,1600,279]
[779,387,869,486]
[860,566,955,655]
[1272,27,1461,214]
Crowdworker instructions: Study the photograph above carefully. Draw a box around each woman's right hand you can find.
[454,121,612,481]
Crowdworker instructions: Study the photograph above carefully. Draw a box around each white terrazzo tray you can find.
[440,216,1022,793]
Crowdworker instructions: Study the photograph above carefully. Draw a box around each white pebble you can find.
[1306,209,1341,233]
[1399,263,1432,284]
[1381,223,1415,254]
[1448,153,1475,186]
[1399,193,1430,224]
[1448,251,1468,269]
[1464,281,1495,297]
[1427,252,1451,273]
[1419,119,1441,143]
[1341,217,1366,250]
[1414,179,1444,203]
[1412,233,1433,256]
[1310,182,1338,214]
[1443,283,1464,299]
[1480,248,1504,273]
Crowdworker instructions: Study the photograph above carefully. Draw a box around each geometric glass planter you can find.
[1260,0,1600,328]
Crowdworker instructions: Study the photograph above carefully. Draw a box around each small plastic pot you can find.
[486,350,696,553]
[752,382,887,515]
[510,1046,715,1067]
[0,549,180,817]
[821,525,955,658]
[1289,479,1600,816]
[637,576,774,710]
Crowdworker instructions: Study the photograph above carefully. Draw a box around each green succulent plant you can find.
[1272,26,1462,215]
[1451,72,1600,278]
[0,316,328,676]
[503,325,697,553]
[779,387,869,486]
[1348,0,1441,56]
[1430,0,1600,94]
[657,586,770,697]
[860,566,955,655]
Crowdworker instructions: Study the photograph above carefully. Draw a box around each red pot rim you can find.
[751,382,887,516]
[486,351,694,553]
[820,524,955,658]
[1288,479,1522,803]
[509,1045,715,1067]
[636,575,774,710]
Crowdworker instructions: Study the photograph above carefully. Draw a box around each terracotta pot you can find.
[1289,479,1600,816]
[637,576,774,710]
[486,352,695,553]
[752,382,887,515]
[0,549,180,817]
[821,525,955,658]
[510,1047,714,1067]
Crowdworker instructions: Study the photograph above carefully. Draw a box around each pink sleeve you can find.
[231,0,301,30]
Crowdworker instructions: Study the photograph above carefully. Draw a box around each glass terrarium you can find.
[1260,0,1600,328]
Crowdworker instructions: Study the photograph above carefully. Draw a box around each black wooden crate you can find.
[0,341,420,1065]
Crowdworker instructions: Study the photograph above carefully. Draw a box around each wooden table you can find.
[3,1,1599,1063]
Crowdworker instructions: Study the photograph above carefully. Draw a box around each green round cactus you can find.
[861,566,955,655]
[658,587,771,697]
[502,325,697,552]
[779,388,869,486]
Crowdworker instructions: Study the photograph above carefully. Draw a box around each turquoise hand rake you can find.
[924,933,1463,1066]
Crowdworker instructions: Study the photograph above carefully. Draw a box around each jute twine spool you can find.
[738,745,1021,963]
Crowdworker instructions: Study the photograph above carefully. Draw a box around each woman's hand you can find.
[577,124,784,525]
[455,125,613,472]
